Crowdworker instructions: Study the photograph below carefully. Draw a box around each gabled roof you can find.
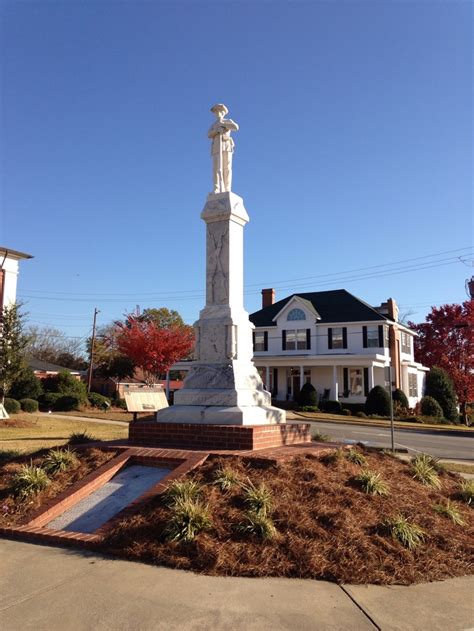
[250,289,389,327]
[29,358,81,374]
[271,295,321,322]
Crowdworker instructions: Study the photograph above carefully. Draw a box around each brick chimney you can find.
[262,288,275,309]
[386,298,399,322]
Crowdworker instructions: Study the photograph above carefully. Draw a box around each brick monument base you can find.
[129,421,311,451]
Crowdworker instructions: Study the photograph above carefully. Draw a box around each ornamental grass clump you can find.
[237,509,277,540]
[459,480,474,505]
[433,500,465,526]
[165,497,212,543]
[386,514,426,550]
[12,463,51,499]
[345,449,367,466]
[43,447,79,475]
[213,467,241,491]
[355,469,389,496]
[68,431,95,445]
[242,480,273,516]
[164,479,203,506]
[410,454,441,489]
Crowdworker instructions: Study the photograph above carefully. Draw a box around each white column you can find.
[265,366,270,391]
[369,365,374,391]
[299,365,305,389]
[332,365,339,400]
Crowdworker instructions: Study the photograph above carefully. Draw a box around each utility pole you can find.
[87,308,100,393]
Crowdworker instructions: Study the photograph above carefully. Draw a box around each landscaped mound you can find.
[0,447,118,527]
[103,449,473,585]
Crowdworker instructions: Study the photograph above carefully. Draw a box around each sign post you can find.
[386,366,395,454]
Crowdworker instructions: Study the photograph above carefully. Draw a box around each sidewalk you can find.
[0,539,472,630]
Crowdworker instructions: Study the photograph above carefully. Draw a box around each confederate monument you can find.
[156,104,285,425]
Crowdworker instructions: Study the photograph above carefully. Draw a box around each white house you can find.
[0,246,33,310]
[249,288,428,408]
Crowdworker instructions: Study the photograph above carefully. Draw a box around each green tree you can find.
[424,367,458,423]
[140,308,185,328]
[297,382,318,407]
[42,369,88,404]
[8,366,43,401]
[0,304,30,405]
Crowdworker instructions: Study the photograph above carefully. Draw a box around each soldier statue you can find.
[208,103,239,193]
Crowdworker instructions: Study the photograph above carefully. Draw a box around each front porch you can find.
[254,355,390,404]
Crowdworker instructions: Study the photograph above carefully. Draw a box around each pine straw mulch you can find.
[0,447,118,528]
[102,448,474,585]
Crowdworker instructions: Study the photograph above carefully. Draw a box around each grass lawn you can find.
[0,414,128,454]
[53,409,135,422]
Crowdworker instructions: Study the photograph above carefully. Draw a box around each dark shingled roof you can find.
[249,289,388,327]
[28,358,82,374]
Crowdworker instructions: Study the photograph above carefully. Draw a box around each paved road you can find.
[310,421,474,460]
[1,539,473,631]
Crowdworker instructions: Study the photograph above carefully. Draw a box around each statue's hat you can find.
[210,103,228,115]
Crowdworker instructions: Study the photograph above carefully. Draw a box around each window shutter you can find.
[378,325,384,347]
[328,328,333,350]
[273,368,278,395]
[343,368,349,394]
[362,326,368,348]
[364,368,369,396]
[252,331,255,351]
[306,329,311,350]
[343,327,347,349]
[264,331,268,351]
[282,330,287,351]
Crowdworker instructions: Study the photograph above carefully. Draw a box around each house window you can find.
[285,329,308,350]
[366,326,380,348]
[349,368,363,396]
[401,332,412,354]
[287,308,306,321]
[329,327,347,349]
[408,373,417,397]
[254,331,266,352]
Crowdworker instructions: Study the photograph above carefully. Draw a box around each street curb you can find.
[287,412,473,434]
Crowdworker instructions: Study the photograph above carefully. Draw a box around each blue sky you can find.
[1,0,472,347]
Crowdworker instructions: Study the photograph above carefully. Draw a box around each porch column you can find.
[265,366,270,391]
[369,365,374,390]
[299,365,305,389]
[332,365,338,399]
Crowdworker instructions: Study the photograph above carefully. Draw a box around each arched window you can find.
[287,308,306,321]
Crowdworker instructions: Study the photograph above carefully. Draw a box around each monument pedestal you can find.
[155,191,286,428]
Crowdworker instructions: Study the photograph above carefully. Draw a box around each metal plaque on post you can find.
[124,386,169,414]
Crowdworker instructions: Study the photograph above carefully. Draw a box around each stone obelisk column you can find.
[156,104,285,426]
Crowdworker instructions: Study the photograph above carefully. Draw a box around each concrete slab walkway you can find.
[0,540,472,630]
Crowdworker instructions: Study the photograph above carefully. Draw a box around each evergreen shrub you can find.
[420,396,444,419]
[392,388,409,410]
[4,398,21,414]
[365,386,391,417]
[88,392,111,409]
[38,392,62,411]
[297,383,318,407]
[424,367,458,422]
[20,398,39,413]
[320,400,342,414]
[8,367,43,401]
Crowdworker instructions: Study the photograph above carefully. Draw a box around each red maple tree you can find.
[408,301,474,416]
[115,315,194,385]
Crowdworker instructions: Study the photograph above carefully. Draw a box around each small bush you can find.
[320,400,342,414]
[355,469,389,495]
[68,431,95,444]
[420,396,444,419]
[20,398,39,413]
[38,392,62,411]
[0,449,21,464]
[311,429,331,442]
[365,386,391,417]
[356,411,368,418]
[386,515,425,550]
[12,463,50,498]
[433,500,465,525]
[242,480,273,516]
[42,370,88,404]
[213,467,241,491]
[297,382,318,407]
[345,449,367,466]
[237,511,277,540]
[322,448,345,464]
[4,398,21,414]
[88,392,111,409]
[410,454,441,489]
[112,397,127,410]
[299,405,320,413]
[459,480,474,505]
[392,388,409,410]
[165,498,212,542]
[55,395,82,411]
[164,480,203,506]
[342,408,352,416]
[340,403,366,415]
[43,447,79,475]
[8,367,43,401]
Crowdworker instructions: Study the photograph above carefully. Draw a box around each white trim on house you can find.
[271,295,322,323]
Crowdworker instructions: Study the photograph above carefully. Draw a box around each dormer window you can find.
[287,308,306,321]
